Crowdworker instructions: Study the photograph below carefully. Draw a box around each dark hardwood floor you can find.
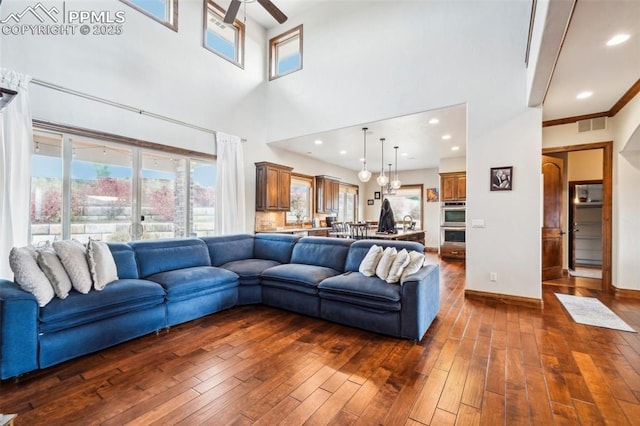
[2,255,640,425]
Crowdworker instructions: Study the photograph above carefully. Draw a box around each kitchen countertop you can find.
[363,229,425,239]
[256,227,332,234]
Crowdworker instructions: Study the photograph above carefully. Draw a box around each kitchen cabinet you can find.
[316,176,340,214]
[255,162,293,212]
[440,172,466,201]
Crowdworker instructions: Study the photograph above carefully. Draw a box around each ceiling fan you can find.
[224,0,288,24]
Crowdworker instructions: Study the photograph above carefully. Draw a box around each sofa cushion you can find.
[318,273,402,311]
[107,243,139,279]
[39,279,165,333]
[52,240,93,294]
[9,245,55,307]
[358,244,383,277]
[147,266,238,301]
[201,234,255,267]
[387,249,411,284]
[290,237,352,272]
[87,240,119,291]
[261,263,341,292]
[376,247,397,281]
[130,238,211,278]
[254,233,300,263]
[221,259,280,281]
[345,240,424,272]
[36,246,72,300]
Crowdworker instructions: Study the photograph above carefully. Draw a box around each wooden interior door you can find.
[542,155,564,281]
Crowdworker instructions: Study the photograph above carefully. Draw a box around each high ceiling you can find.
[237,0,640,172]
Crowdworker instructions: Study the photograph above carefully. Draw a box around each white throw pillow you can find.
[386,249,411,284]
[37,246,73,299]
[9,245,55,307]
[375,247,397,281]
[400,250,427,283]
[87,239,119,291]
[359,245,383,277]
[53,240,93,294]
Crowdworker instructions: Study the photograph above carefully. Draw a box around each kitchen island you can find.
[256,227,332,237]
[363,229,426,245]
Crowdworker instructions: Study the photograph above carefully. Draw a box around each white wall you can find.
[543,92,640,290]
[264,1,542,300]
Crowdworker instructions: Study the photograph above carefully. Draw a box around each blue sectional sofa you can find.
[0,234,440,380]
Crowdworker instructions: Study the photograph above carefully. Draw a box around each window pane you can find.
[277,37,301,75]
[190,160,216,237]
[287,178,311,223]
[385,186,423,229]
[338,185,357,223]
[71,140,133,242]
[31,132,63,244]
[141,152,186,239]
[204,1,244,67]
[129,0,168,21]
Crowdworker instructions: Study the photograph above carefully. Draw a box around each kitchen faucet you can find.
[403,215,413,231]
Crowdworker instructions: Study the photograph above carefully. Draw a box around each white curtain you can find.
[215,132,246,235]
[0,69,33,279]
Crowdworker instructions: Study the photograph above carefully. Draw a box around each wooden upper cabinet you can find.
[440,172,466,201]
[315,176,340,214]
[255,162,293,211]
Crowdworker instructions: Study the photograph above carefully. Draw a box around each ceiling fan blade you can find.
[256,0,288,24]
[223,0,241,24]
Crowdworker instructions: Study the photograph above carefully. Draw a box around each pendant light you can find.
[376,138,389,186]
[386,163,396,195]
[357,127,372,182]
[390,146,402,190]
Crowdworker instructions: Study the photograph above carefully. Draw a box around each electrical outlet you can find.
[490,272,498,282]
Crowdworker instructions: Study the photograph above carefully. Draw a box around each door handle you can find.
[560,230,566,235]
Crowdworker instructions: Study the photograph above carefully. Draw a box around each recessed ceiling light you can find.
[607,34,630,46]
[314,140,323,145]
[576,91,593,99]
[339,150,347,154]
[359,157,365,162]
[442,134,451,140]
[451,146,460,151]
[401,152,408,157]
[429,118,439,124]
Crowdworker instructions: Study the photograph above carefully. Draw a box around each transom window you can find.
[120,0,178,31]
[204,0,245,68]
[269,25,303,80]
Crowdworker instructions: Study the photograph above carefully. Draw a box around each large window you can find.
[269,25,303,80]
[286,174,312,224]
[30,129,216,243]
[204,0,245,68]
[120,0,178,31]
[384,185,423,229]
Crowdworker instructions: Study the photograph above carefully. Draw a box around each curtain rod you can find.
[30,78,246,142]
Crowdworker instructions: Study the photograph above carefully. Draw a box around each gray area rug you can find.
[555,293,636,333]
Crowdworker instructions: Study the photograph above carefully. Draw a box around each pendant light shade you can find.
[357,127,372,182]
[390,146,402,190]
[376,138,389,186]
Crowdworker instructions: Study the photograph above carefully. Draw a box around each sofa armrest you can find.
[0,279,40,379]
[399,264,440,341]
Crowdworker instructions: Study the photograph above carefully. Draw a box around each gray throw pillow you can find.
[37,246,73,299]
[9,245,55,307]
[87,239,119,291]
[53,240,92,294]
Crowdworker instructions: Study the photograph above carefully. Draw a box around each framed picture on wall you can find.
[426,187,439,202]
[490,166,513,191]
[374,191,381,199]
[367,199,374,205]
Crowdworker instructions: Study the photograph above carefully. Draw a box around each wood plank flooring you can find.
[2,255,640,425]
